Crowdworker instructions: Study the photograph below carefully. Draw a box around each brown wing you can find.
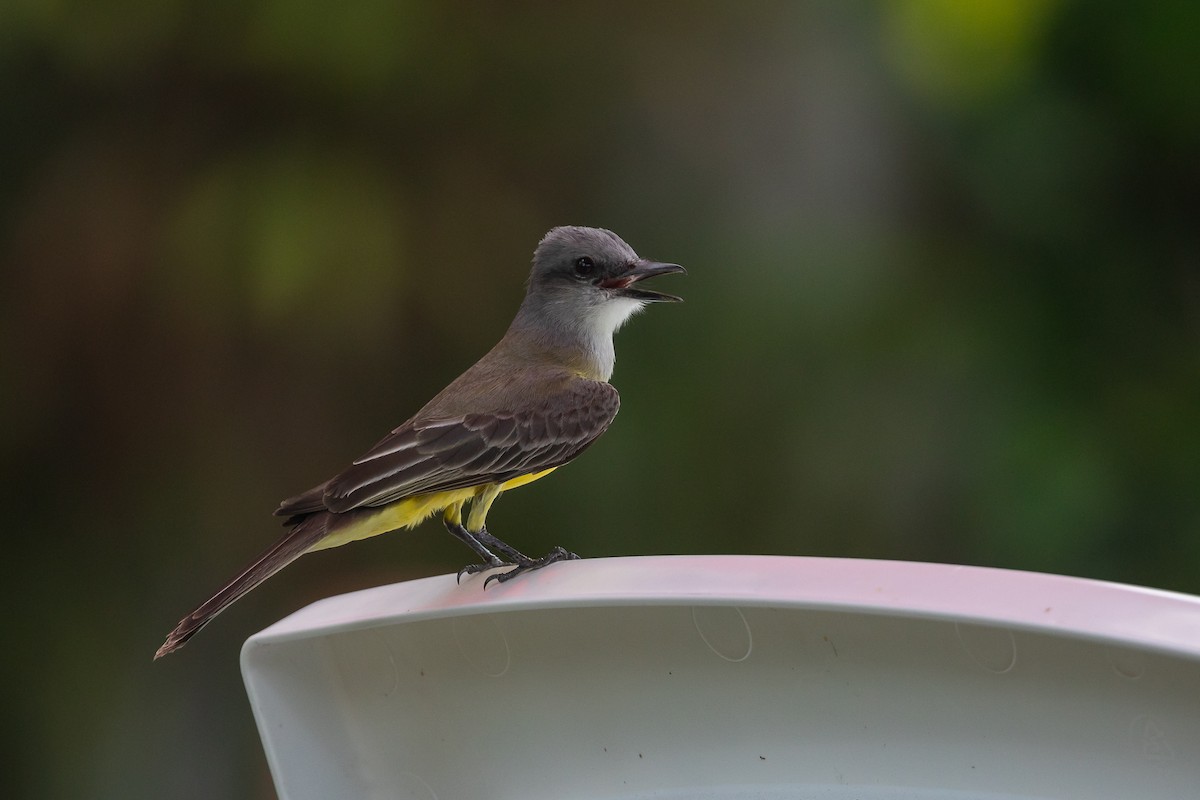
[276,380,619,517]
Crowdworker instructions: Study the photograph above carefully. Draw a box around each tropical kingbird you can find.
[155,226,684,658]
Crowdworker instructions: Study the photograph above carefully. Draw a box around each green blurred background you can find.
[2,1,1198,797]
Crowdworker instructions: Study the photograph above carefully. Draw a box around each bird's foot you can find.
[481,546,581,589]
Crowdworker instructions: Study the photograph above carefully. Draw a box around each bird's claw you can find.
[457,558,504,584]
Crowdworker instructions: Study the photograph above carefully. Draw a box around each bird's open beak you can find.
[600,260,686,302]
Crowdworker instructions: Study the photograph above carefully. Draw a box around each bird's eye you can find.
[574,256,596,278]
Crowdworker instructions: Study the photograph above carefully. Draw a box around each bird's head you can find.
[511,226,684,380]
[525,226,685,336]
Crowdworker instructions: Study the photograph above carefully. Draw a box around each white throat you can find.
[580,296,646,380]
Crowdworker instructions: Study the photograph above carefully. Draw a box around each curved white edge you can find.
[240,555,1200,662]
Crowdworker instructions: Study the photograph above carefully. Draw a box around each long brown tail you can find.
[154,514,328,659]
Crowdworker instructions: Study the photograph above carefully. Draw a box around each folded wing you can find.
[275,380,620,517]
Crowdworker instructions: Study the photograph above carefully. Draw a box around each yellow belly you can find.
[498,467,557,491]
[308,468,558,552]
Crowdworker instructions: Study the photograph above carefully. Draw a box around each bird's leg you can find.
[443,503,506,582]
[451,485,516,581]
[456,484,582,587]
[472,526,530,563]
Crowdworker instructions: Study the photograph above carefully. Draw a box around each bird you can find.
[155,226,684,658]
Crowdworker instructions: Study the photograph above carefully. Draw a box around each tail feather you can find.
[154,515,328,659]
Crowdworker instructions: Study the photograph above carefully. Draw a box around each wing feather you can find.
[305,380,619,514]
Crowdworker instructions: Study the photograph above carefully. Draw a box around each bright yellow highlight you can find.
[884,0,1061,107]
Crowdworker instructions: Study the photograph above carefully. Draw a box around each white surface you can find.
[241,555,1200,800]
